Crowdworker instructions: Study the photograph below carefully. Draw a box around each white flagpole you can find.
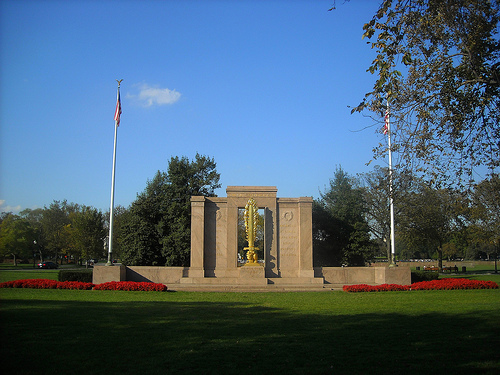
[107,79,122,266]
[386,98,396,266]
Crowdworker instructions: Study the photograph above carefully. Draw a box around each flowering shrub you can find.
[411,278,498,291]
[93,281,168,292]
[0,279,167,291]
[0,279,94,290]
[343,284,410,292]
[343,278,498,292]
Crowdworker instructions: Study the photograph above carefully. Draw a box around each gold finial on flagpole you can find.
[116,79,123,87]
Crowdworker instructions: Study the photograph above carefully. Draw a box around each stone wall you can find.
[94,264,412,287]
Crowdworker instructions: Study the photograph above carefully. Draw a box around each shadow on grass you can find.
[1,297,499,375]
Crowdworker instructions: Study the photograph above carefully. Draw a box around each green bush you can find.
[58,270,93,283]
[411,270,439,283]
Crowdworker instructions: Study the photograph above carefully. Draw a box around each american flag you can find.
[114,90,122,126]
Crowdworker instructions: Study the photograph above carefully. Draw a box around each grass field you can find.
[1,286,499,374]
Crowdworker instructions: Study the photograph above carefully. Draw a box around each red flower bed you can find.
[343,284,410,292]
[343,278,498,292]
[0,279,167,291]
[411,278,498,291]
[0,279,94,290]
[93,281,168,292]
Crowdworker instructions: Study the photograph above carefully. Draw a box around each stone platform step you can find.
[268,277,324,285]
[168,284,339,292]
[179,277,268,286]
[168,280,344,292]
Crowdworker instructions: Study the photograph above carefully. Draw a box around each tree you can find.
[121,154,221,266]
[397,183,468,268]
[19,208,46,262]
[40,200,79,263]
[71,206,106,266]
[358,165,415,261]
[104,205,127,261]
[469,174,500,262]
[0,214,36,265]
[313,166,376,266]
[355,0,500,185]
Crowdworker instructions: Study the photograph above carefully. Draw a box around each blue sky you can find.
[1,0,386,214]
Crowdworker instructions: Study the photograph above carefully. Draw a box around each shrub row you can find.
[411,270,439,283]
[343,278,498,292]
[343,284,410,292]
[411,278,498,291]
[0,279,168,292]
[94,281,168,292]
[0,279,93,290]
[59,270,93,283]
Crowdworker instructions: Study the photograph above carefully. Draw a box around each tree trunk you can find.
[438,246,443,271]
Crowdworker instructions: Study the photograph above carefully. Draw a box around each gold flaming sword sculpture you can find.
[243,198,260,265]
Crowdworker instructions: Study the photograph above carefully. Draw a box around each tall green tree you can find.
[72,206,106,266]
[313,166,376,266]
[19,208,45,262]
[104,205,127,261]
[397,183,468,268]
[355,0,500,185]
[469,174,500,260]
[121,154,221,266]
[40,200,79,263]
[358,165,415,261]
[0,214,36,265]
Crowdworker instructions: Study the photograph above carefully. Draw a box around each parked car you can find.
[38,261,58,269]
[84,259,99,267]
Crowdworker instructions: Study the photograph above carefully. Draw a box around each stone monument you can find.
[93,185,411,290]
[182,186,323,287]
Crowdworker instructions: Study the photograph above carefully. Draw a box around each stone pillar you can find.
[190,196,205,278]
[299,196,314,278]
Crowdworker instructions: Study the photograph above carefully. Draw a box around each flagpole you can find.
[107,79,122,266]
[386,97,396,267]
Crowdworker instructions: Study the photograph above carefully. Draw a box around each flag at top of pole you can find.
[114,86,122,126]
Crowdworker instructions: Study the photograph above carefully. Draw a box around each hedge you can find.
[343,278,498,292]
[411,270,439,283]
[0,279,168,292]
[58,270,93,283]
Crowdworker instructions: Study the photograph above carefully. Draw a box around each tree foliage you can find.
[104,205,127,260]
[16,202,106,265]
[0,214,36,264]
[39,201,75,263]
[71,206,106,265]
[356,0,500,184]
[121,154,221,266]
[469,174,500,257]
[313,166,376,266]
[396,181,470,267]
[358,165,415,260]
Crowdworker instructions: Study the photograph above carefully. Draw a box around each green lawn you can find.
[0,264,89,283]
[0,269,60,282]
[1,288,499,375]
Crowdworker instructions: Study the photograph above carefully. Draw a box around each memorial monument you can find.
[94,186,411,290]
[182,186,323,288]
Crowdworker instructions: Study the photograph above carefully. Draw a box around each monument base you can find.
[239,264,265,278]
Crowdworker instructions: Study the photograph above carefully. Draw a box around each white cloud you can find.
[0,200,22,214]
[131,83,181,107]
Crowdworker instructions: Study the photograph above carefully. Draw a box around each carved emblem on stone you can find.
[282,211,294,221]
